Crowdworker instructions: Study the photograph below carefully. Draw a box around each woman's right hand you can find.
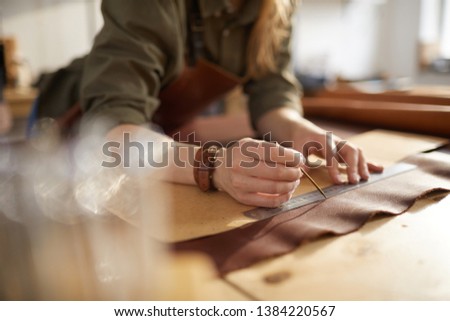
[213,138,304,208]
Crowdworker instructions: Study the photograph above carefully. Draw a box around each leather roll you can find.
[302,97,450,137]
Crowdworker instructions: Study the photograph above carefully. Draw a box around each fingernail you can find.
[351,173,360,183]
[361,172,370,181]
[298,153,306,165]
[335,176,344,185]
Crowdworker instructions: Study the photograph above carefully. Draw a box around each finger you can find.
[324,135,345,184]
[368,162,384,173]
[237,160,302,182]
[341,145,360,184]
[239,139,304,167]
[238,191,293,208]
[230,173,300,194]
[358,150,370,181]
[327,157,344,185]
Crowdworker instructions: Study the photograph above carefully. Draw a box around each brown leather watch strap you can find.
[193,145,220,192]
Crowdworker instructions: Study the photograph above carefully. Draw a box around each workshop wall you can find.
[292,0,422,81]
[1,0,102,83]
[0,0,434,84]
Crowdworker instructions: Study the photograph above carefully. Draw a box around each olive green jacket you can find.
[81,0,301,130]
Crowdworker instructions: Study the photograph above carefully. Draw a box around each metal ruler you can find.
[244,162,417,220]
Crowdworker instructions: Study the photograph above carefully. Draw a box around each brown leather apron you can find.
[57,58,242,137]
[152,59,242,135]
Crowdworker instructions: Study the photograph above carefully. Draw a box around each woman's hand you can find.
[213,138,304,208]
[297,130,384,185]
[256,107,383,185]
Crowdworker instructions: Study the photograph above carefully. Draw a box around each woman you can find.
[80,0,382,207]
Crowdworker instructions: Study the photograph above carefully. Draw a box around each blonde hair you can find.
[247,0,297,78]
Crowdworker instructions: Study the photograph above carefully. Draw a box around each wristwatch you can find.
[193,145,221,192]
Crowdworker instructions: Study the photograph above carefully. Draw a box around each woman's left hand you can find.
[295,130,384,184]
[257,107,383,185]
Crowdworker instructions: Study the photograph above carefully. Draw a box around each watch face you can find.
[207,145,220,168]
[208,145,218,154]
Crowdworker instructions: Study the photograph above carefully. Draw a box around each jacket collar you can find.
[198,0,231,17]
[198,0,260,24]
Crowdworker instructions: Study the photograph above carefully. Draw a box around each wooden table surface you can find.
[226,192,450,300]
[1,123,449,300]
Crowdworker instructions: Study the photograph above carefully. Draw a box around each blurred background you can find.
[1,0,449,139]
[0,0,449,300]
[292,0,450,89]
[1,0,449,86]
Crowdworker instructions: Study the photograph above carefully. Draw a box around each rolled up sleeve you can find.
[244,20,302,129]
[245,70,302,129]
[80,0,185,130]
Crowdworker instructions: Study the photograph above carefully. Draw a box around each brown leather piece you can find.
[174,152,450,275]
[56,59,241,135]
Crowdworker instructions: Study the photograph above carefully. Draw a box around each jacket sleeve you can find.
[80,0,185,130]
[244,16,303,130]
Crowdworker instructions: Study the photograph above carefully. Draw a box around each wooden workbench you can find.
[3,87,37,119]
[0,120,449,301]
[226,192,450,300]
